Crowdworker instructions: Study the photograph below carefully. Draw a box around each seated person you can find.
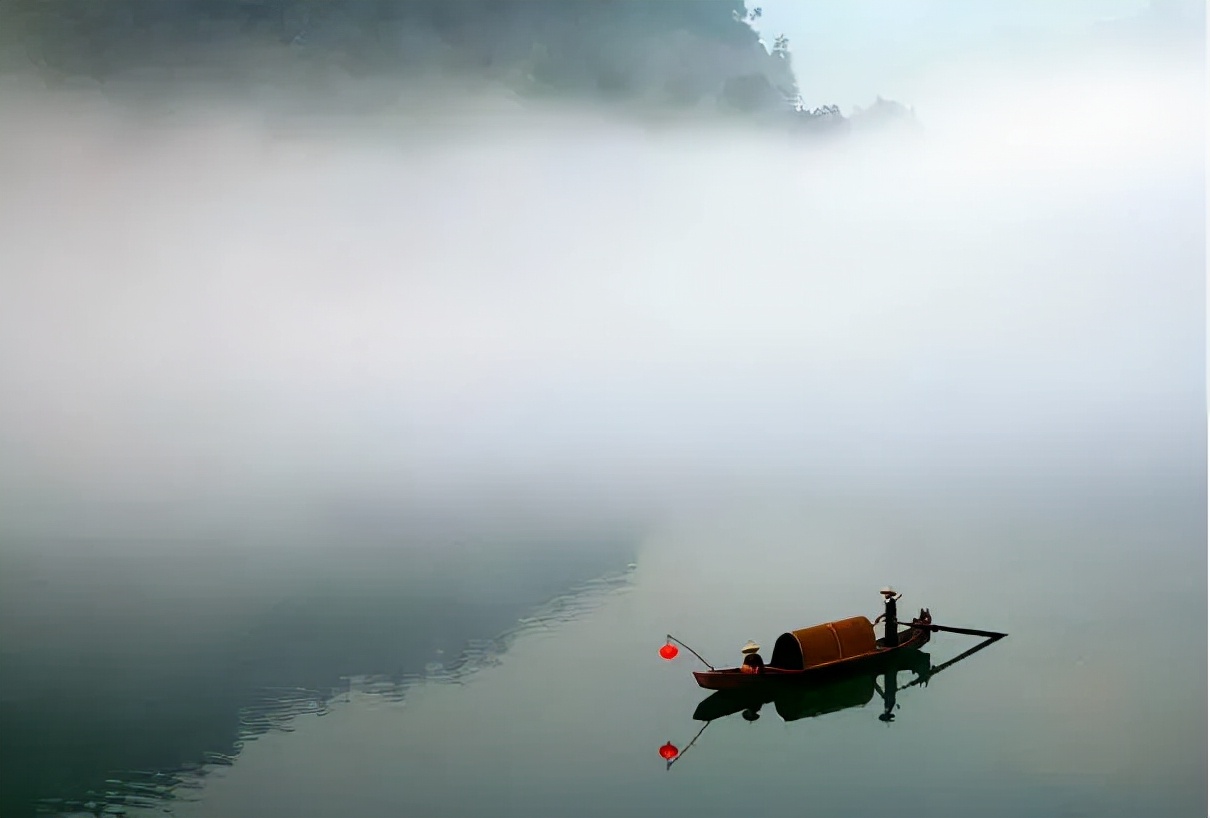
[741,653,764,674]
[740,640,765,674]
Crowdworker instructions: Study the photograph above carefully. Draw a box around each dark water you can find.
[0,521,639,817]
[1,467,1204,818]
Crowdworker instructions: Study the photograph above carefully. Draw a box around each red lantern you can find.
[658,741,679,760]
[659,642,679,660]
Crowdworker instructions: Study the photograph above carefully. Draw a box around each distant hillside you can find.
[3,2,791,106]
[0,0,915,132]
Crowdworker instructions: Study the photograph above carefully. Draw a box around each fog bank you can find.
[0,16,1202,540]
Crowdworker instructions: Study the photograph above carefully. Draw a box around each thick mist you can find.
[0,27,1202,543]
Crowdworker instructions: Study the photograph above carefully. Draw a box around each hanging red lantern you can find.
[658,741,679,760]
[659,642,679,660]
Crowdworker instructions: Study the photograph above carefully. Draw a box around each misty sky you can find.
[754,0,1179,107]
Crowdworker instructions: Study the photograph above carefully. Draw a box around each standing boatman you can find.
[874,586,902,646]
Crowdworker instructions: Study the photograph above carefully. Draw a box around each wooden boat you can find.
[774,642,931,723]
[662,620,1008,770]
[691,609,933,691]
[691,645,933,722]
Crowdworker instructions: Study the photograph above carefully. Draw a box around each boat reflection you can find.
[666,632,1004,769]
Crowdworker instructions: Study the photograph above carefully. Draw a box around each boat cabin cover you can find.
[768,616,878,670]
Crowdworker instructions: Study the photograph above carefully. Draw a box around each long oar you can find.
[908,622,1008,639]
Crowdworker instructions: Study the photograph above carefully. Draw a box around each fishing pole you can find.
[665,635,716,671]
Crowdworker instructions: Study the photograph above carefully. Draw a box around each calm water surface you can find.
[2,473,1204,818]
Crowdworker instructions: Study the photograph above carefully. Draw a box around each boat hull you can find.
[692,622,930,691]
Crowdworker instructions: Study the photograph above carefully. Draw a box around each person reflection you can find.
[877,670,898,723]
